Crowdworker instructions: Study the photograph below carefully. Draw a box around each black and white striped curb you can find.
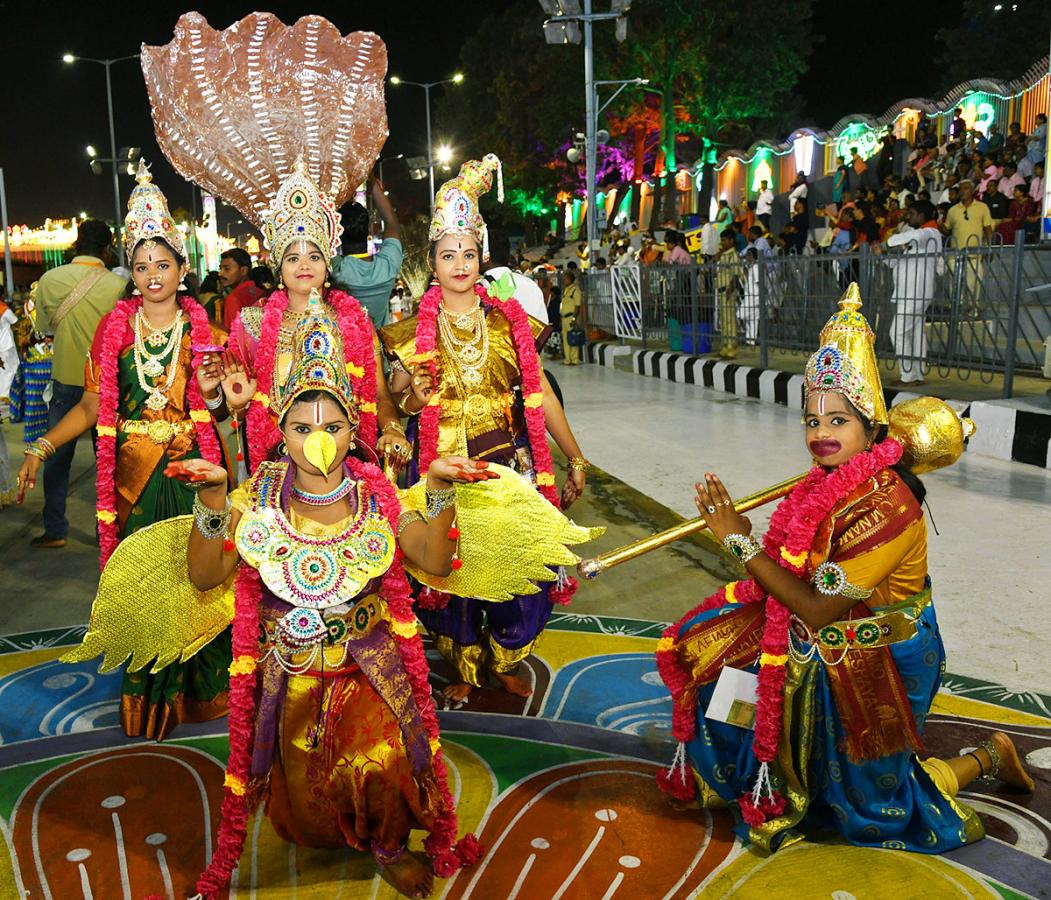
[586,341,1051,470]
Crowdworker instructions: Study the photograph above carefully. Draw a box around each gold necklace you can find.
[133,309,183,410]
[438,305,488,387]
[140,308,182,349]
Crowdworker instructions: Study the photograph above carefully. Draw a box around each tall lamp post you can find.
[63,53,140,266]
[540,1,632,260]
[388,73,464,217]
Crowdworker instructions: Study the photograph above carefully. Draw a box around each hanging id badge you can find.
[705,667,759,730]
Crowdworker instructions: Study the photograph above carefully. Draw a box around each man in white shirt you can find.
[699,218,720,259]
[882,200,943,385]
[756,181,774,231]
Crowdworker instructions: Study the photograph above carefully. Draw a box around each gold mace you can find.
[577,397,976,580]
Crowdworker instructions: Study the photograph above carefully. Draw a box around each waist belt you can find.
[119,418,195,445]
[440,393,512,421]
[262,593,388,656]
[795,587,932,653]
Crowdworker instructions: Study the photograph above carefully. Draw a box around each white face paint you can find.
[817,393,826,416]
[313,397,323,426]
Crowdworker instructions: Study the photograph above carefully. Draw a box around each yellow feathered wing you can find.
[400,464,604,602]
[61,515,234,674]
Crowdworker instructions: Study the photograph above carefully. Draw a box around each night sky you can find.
[0,0,975,232]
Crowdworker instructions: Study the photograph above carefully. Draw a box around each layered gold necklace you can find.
[133,309,183,411]
[438,300,488,387]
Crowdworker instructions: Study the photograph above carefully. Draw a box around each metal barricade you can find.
[579,237,1051,398]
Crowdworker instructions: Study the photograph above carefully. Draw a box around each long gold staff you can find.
[577,472,805,579]
[577,397,975,580]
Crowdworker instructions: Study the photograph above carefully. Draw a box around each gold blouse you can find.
[380,308,546,459]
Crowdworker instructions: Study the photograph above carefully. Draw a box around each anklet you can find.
[977,738,1001,781]
[371,839,406,866]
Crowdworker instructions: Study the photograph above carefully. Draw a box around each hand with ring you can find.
[377,427,412,471]
[408,361,442,409]
[694,472,752,542]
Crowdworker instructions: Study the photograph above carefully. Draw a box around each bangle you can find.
[193,492,231,539]
[396,389,416,416]
[24,438,56,461]
[204,390,224,410]
[424,486,456,519]
[396,509,425,538]
[567,457,590,472]
[383,420,407,437]
[723,533,763,564]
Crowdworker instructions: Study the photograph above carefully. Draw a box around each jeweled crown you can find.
[124,160,186,258]
[263,159,344,265]
[428,153,503,250]
[804,283,888,424]
[276,289,358,423]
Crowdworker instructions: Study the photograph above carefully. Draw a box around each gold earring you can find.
[178,280,188,291]
[131,287,142,296]
[324,280,331,289]
[277,281,284,290]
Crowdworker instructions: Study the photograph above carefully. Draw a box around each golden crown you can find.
[124,160,186,259]
[804,284,888,425]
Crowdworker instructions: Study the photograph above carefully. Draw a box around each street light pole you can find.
[0,168,14,294]
[389,75,463,218]
[103,61,123,266]
[540,2,631,262]
[425,83,435,219]
[64,53,139,267]
[583,0,598,261]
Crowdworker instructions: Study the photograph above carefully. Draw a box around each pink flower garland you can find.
[413,283,576,605]
[196,457,477,897]
[95,294,220,569]
[244,288,377,473]
[655,439,903,823]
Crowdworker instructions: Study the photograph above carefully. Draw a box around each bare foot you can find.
[493,671,533,697]
[442,682,473,702]
[991,732,1036,792]
[380,850,434,898]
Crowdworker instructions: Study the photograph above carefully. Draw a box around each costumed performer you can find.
[138,13,403,476]
[17,162,231,740]
[174,294,482,899]
[216,163,407,474]
[380,154,590,702]
[655,285,1034,853]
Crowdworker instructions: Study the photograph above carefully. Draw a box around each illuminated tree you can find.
[618,0,814,224]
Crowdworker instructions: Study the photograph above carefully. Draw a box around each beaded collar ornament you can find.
[803,283,888,424]
[236,461,395,651]
[263,159,344,264]
[123,160,186,258]
[429,154,504,255]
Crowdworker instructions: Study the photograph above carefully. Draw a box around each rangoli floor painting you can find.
[1,615,1048,899]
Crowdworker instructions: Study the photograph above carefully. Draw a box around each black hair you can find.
[873,423,926,504]
[75,219,114,256]
[126,238,199,300]
[220,247,251,270]
[200,271,220,294]
[910,199,936,221]
[487,227,511,267]
[340,202,370,253]
[250,265,274,292]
